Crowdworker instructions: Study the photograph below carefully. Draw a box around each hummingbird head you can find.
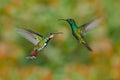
[58,18,75,25]
[49,32,63,38]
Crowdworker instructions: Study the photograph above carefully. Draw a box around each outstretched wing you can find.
[16,27,44,45]
[80,18,102,36]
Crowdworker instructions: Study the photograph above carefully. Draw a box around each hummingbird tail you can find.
[82,42,93,51]
[26,50,38,59]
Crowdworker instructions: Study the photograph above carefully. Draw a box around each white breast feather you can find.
[38,43,47,51]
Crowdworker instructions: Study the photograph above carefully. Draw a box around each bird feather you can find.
[80,18,102,36]
[16,27,44,45]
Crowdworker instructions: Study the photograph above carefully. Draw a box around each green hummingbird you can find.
[17,27,63,59]
[59,18,102,51]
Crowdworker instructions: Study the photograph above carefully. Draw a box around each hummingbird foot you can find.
[26,56,36,59]
[26,50,38,59]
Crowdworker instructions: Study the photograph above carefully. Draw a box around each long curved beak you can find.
[50,32,63,35]
[58,19,67,21]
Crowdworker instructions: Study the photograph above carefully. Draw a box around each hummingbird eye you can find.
[67,19,74,22]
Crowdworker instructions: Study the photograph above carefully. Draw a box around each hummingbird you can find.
[59,18,102,51]
[16,27,63,59]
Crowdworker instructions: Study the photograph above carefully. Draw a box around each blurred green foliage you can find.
[0,0,120,80]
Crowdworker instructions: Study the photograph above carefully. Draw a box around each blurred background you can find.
[0,0,120,80]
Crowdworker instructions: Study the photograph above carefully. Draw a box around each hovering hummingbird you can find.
[59,18,102,51]
[17,27,63,59]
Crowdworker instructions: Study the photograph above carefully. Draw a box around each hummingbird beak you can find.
[58,19,67,21]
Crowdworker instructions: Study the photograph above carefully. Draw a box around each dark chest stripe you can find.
[44,37,52,48]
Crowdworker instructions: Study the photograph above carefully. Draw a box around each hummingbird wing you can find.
[80,18,102,36]
[16,27,44,45]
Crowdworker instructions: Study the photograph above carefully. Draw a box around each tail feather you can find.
[82,42,93,51]
[26,50,38,59]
